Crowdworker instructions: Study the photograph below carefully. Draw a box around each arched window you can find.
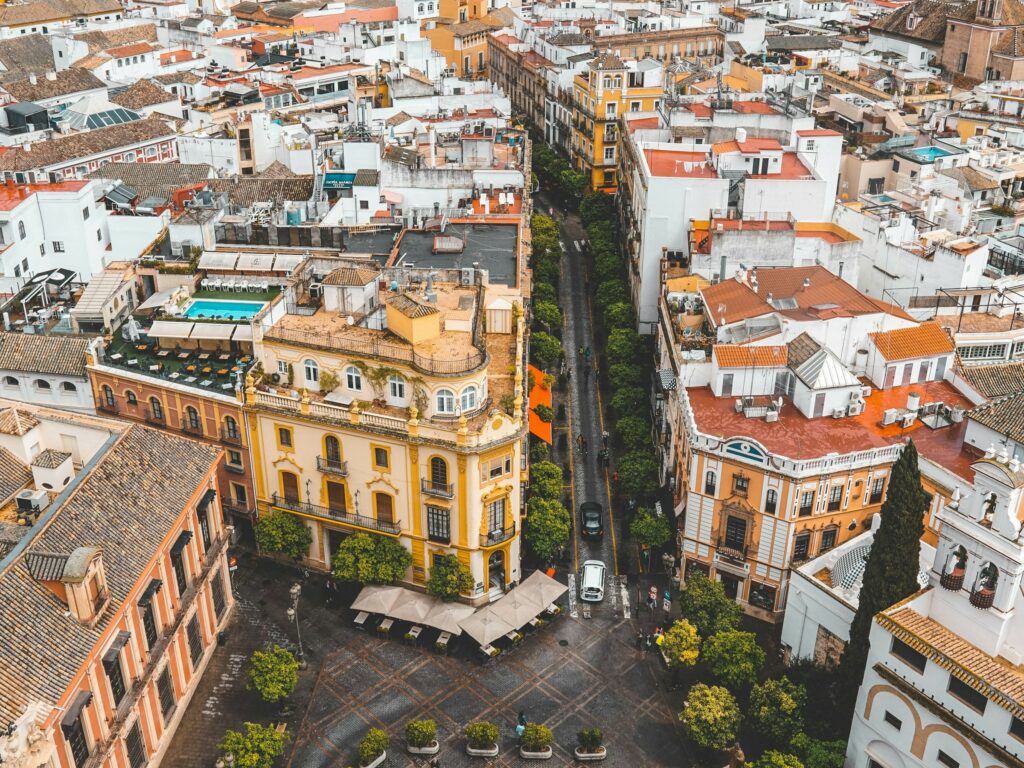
[125,390,137,405]
[345,365,362,390]
[388,375,406,401]
[460,384,478,411]
[418,3,423,10]
[149,397,163,421]
[17,221,25,240]
[765,488,777,515]
[971,562,998,609]
[941,544,968,590]
[101,385,115,407]
[436,388,455,413]
[224,415,239,439]
[429,456,448,491]
[325,435,342,463]
[2,376,17,387]
[185,406,200,430]
[704,471,716,495]
[303,358,319,384]
[34,379,50,390]
[61,381,77,393]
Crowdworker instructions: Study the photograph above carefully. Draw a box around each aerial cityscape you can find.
[0,0,1021,766]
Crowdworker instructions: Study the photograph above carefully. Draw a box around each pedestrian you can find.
[601,430,609,447]
[518,711,527,727]
[566,366,572,380]
[613,470,619,483]
[578,346,583,359]
[636,629,645,650]
[429,758,441,768]
[584,346,591,360]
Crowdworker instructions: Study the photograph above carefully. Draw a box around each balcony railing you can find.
[716,537,747,561]
[179,417,204,437]
[481,524,516,547]
[421,478,454,498]
[317,456,349,476]
[84,533,228,768]
[98,400,119,414]
[969,587,995,609]
[143,407,165,425]
[940,571,965,591]
[271,492,400,535]
[222,500,251,517]
[220,427,242,445]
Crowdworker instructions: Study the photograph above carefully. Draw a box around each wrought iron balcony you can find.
[481,524,516,547]
[271,493,400,535]
[715,537,747,562]
[970,588,995,609]
[421,478,454,498]
[98,400,119,414]
[220,427,242,445]
[940,571,964,591]
[316,456,349,476]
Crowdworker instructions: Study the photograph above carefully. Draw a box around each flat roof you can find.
[643,149,716,178]
[393,223,518,286]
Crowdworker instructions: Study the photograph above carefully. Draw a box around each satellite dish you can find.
[346,315,355,325]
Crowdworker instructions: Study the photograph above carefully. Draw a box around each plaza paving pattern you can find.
[287,609,685,767]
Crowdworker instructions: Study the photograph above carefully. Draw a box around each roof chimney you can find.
[802,277,811,290]
[28,73,36,85]
[45,71,56,81]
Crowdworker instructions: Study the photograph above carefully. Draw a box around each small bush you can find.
[521,723,553,752]
[358,728,388,765]
[577,728,603,752]
[405,719,436,748]
[529,441,549,463]
[465,721,499,749]
[533,404,554,422]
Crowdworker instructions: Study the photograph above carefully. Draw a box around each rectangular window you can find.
[799,491,814,517]
[62,712,90,767]
[883,711,902,730]
[724,516,746,550]
[732,475,749,496]
[196,504,211,550]
[227,449,243,467]
[487,498,506,532]
[948,676,987,713]
[427,505,450,543]
[827,485,842,512]
[141,599,158,648]
[937,752,959,768]
[156,667,176,722]
[103,650,126,707]
[820,528,838,552]
[721,373,734,396]
[52,241,65,252]
[186,615,204,667]
[793,532,811,561]
[869,478,885,504]
[748,582,776,610]
[1010,715,1024,742]
[125,720,146,768]
[373,446,389,469]
[212,570,227,618]
[604,147,615,162]
[891,637,927,673]
[82,206,90,220]
[482,454,512,481]
[277,360,289,376]
[277,427,293,448]
[171,549,187,596]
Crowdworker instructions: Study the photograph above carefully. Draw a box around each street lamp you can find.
[288,582,306,669]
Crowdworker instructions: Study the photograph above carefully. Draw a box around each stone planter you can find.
[359,751,386,768]
[407,741,440,756]
[574,746,607,761]
[519,745,553,759]
[466,744,500,757]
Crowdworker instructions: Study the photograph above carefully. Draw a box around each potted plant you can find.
[405,719,440,756]
[464,721,499,757]
[575,728,606,761]
[358,728,388,768]
[519,723,553,760]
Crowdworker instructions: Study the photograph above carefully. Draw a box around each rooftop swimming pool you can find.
[911,146,952,162]
[182,299,266,320]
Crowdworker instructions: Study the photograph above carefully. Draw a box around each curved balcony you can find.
[939,571,964,591]
[316,456,349,476]
[481,524,516,547]
[421,478,454,499]
[969,588,995,609]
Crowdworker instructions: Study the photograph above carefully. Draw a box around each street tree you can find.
[616,414,651,451]
[529,460,564,500]
[331,532,411,584]
[791,734,847,768]
[255,510,312,560]
[605,302,633,330]
[247,645,299,703]
[749,677,807,745]
[532,301,562,331]
[629,507,673,549]
[533,282,557,304]
[606,328,641,365]
[524,497,570,561]
[678,683,741,752]
[427,553,474,601]
[530,332,563,369]
[595,279,629,309]
[838,440,928,712]
[610,386,647,416]
[751,751,804,768]
[679,572,742,638]
[702,630,765,689]
[218,723,289,768]
[594,252,623,283]
[660,619,700,668]
[608,363,643,390]
[617,451,660,500]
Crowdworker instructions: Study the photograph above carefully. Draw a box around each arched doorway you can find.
[488,550,505,594]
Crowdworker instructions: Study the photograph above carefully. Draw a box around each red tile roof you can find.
[107,42,157,58]
[869,322,954,362]
[797,129,843,137]
[733,100,780,114]
[712,138,783,154]
[713,345,788,368]
[643,149,716,178]
[0,181,89,211]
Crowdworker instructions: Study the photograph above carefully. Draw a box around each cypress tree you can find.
[836,439,929,716]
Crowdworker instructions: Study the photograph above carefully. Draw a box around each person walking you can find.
[601,430,609,448]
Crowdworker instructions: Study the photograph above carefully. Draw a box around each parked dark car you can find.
[580,502,604,537]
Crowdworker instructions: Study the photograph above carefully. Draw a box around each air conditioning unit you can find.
[16,488,48,523]
[847,402,864,417]
[832,408,845,419]
[882,408,899,426]
[460,267,474,286]
[900,412,917,428]
[309,282,323,299]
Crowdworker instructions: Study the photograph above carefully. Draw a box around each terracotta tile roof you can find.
[73,24,158,54]
[0,0,121,27]
[0,446,30,502]
[868,322,954,362]
[0,35,56,83]
[589,51,625,70]
[878,603,1024,718]
[32,449,70,469]
[969,391,1024,441]
[110,79,175,110]
[713,345,788,368]
[940,166,1001,193]
[0,116,175,172]
[323,266,379,286]
[106,42,157,58]
[86,161,212,200]
[0,408,39,436]
[0,332,92,378]
[388,293,438,318]
[153,71,202,86]
[0,425,220,723]
[207,176,314,207]
[2,69,105,102]
[960,361,1024,398]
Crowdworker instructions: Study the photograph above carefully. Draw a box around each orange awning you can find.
[527,363,552,444]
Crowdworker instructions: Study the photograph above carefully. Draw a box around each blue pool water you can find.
[911,146,952,162]
[182,299,265,320]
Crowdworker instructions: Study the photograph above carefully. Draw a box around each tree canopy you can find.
[255,511,312,560]
[629,507,673,549]
[679,572,742,638]
[219,723,289,768]
[331,532,411,584]
[529,460,564,500]
[660,619,700,668]
[616,451,660,500]
[247,646,299,703]
[524,497,570,562]
[749,677,807,745]
[751,751,804,768]
[530,332,563,369]
[678,683,741,751]
[427,554,474,601]
[702,630,765,689]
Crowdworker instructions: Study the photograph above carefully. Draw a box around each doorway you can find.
[719,573,741,600]
[327,481,346,514]
[488,550,505,593]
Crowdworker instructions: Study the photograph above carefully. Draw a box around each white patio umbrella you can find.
[423,601,475,635]
[388,590,435,623]
[518,570,568,607]
[350,584,405,615]
[487,588,545,629]
[458,608,515,645]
